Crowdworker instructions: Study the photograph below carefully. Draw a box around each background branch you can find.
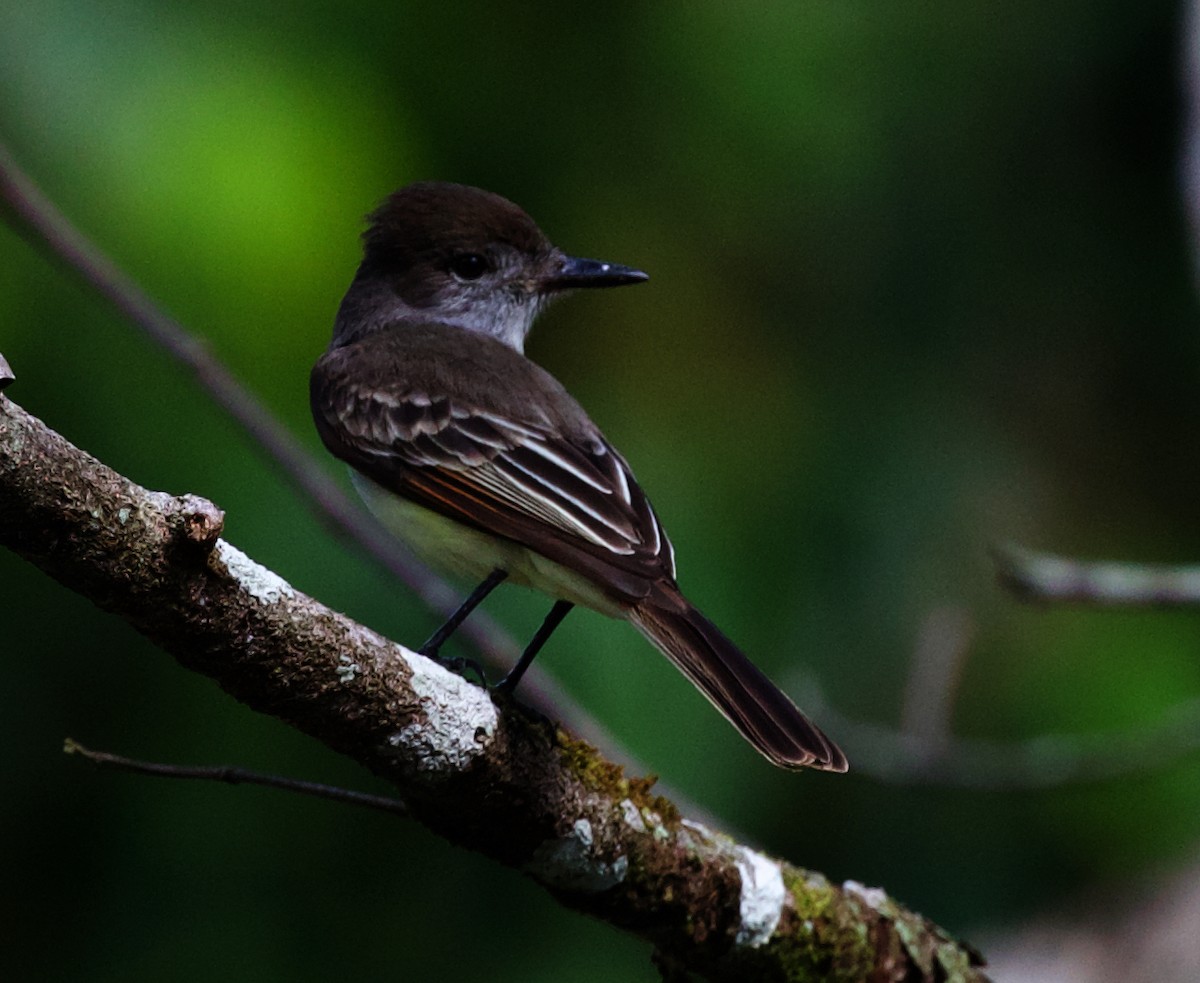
[993,544,1200,607]
[0,381,985,981]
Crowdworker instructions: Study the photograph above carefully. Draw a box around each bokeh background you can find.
[3,2,1200,980]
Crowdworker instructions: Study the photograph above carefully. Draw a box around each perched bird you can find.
[310,182,847,772]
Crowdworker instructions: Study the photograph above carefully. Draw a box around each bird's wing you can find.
[312,377,676,601]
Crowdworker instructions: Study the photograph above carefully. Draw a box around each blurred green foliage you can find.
[3,1,1200,979]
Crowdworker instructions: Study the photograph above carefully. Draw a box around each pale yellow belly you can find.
[350,471,623,617]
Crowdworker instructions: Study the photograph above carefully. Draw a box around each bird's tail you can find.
[627,590,848,772]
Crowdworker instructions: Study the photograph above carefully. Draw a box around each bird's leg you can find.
[419,568,508,660]
[496,600,574,694]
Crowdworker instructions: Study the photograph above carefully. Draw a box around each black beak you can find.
[542,255,649,291]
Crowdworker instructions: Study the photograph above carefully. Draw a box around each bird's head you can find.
[334,182,647,351]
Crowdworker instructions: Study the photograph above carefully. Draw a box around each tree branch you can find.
[0,385,986,981]
[993,543,1200,607]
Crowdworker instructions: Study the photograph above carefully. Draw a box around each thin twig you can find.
[993,543,1200,607]
[64,738,409,816]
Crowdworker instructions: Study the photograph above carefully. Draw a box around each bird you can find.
[310,181,847,772]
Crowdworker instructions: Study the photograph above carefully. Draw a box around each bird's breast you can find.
[349,471,624,617]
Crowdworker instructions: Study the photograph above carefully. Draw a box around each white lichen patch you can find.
[387,656,498,774]
[843,880,889,910]
[619,799,646,833]
[641,807,670,841]
[677,818,715,852]
[678,817,787,942]
[525,818,629,893]
[211,541,295,604]
[336,654,360,683]
[733,846,785,948]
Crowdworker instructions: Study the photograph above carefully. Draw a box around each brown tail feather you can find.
[627,591,848,773]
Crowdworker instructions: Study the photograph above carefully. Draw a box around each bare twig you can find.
[993,544,1200,607]
[64,738,409,816]
[0,390,986,981]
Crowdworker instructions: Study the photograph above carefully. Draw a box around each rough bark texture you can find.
[0,389,988,982]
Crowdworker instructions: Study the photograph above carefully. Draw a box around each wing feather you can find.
[311,375,677,597]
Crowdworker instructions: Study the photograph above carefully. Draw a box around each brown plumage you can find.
[310,182,848,773]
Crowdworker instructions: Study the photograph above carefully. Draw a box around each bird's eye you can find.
[449,253,489,280]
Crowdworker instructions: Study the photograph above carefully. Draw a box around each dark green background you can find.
[3,2,1199,979]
